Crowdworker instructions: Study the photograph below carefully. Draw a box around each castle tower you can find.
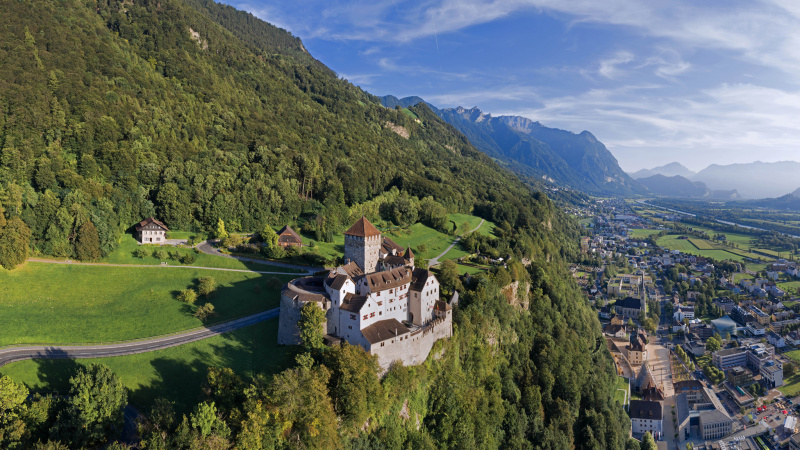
[404,246,415,267]
[344,217,381,273]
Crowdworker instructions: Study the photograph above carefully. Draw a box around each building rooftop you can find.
[344,216,381,237]
[629,400,663,420]
[361,318,411,344]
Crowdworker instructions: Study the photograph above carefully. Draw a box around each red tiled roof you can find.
[344,216,381,237]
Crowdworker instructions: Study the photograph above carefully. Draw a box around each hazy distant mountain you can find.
[692,161,800,199]
[630,162,695,179]
[380,96,645,196]
[636,175,740,199]
[637,174,708,197]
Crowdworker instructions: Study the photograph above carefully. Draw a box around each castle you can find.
[278,217,454,369]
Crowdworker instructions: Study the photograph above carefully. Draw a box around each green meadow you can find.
[0,263,292,346]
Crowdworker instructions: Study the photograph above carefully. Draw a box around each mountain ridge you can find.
[381,96,645,196]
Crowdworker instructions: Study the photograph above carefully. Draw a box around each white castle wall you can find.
[370,311,453,369]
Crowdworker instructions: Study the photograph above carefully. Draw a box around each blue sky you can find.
[227,0,800,172]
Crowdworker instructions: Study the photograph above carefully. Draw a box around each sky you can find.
[225,0,800,172]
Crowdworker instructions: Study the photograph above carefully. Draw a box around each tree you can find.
[0,375,29,448]
[260,224,279,249]
[197,276,216,298]
[190,401,229,439]
[785,362,795,378]
[193,303,216,321]
[154,249,168,260]
[50,364,127,447]
[75,221,101,261]
[322,343,382,430]
[214,218,228,240]
[0,217,31,269]
[177,289,197,304]
[134,248,148,258]
[706,336,721,352]
[641,432,657,450]
[438,260,459,293]
[298,302,325,351]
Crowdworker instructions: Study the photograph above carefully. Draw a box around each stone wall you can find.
[370,310,453,369]
[277,293,329,345]
[344,234,381,273]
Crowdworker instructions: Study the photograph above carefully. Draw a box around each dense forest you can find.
[0,0,631,448]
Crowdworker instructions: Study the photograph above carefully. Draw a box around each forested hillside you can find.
[0,0,630,447]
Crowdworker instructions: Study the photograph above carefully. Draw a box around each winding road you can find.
[428,219,485,267]
[0,308,280,368]
[196,240,321,274]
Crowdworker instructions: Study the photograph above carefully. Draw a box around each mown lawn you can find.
[0,263,293,345]
[384,223,454,261]
[0,319,297,415]
[103,234,303,273]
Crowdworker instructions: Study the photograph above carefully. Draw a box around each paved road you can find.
[26,258,304,276]
[0,308,279,367]
[428,219,485,267]
[196,240,320,274]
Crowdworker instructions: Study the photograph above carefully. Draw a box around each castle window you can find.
[377,301,383,306]
[363,315,368,320]
[350,314,356,320]
[370,312,375,318]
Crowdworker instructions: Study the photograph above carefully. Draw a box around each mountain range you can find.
[631,161,800,199]
[381,96,646,196]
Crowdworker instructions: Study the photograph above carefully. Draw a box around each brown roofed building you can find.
[277,226,302,248]
[344,216,382,273]
[135,217,168,244]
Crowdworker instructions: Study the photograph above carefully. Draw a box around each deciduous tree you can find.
[0,217,31,269]
[75,221,101,261]
[298,302,325,351]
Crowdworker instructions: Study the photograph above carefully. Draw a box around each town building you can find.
[627,329,648,365]
[629,400,663,437]
[135,217,168,244]
[760,360,784,388]
[713,348,747,370]
[278,217,452,369]
[276,226,302,248]
[726,366,754,387]
[615,296,645,319]
[673,380,704,404]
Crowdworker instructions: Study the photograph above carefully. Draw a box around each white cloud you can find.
[598,51,634,79]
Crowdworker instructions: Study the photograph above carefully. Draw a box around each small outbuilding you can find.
[135,217,168,244]
[277,226,302,248]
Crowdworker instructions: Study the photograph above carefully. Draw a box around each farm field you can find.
[0,319,295,415]
[0,263,291,346]
[628,228,660,238]
[656,234,774,263]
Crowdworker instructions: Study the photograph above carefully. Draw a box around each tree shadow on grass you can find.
[129,318,300,416]
[31,349,82,393]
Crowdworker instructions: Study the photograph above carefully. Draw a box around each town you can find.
[579,199,800,449]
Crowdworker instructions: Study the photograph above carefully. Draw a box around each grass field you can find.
[628,229,660,238]
[780,351,800,396]
[305,214,492,264]
[0,319,296,415]
[102,234,304,273]
[613,376,629,406]
[689,238,715,250]
[0,263,292,346]
[778,281,800,295]
[384,223,455,261]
